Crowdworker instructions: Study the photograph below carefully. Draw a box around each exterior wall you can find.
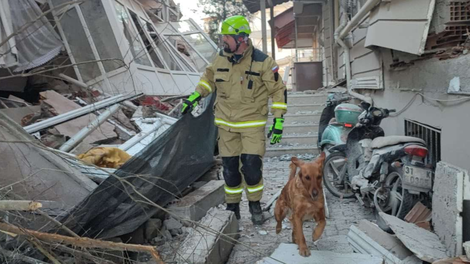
[363,49,470,172]
[322,0,470,171]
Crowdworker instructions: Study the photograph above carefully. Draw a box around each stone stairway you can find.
[265,93,327,157]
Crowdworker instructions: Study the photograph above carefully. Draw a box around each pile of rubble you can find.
[0,82,233,263]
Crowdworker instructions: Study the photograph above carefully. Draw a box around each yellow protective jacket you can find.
[195,40,287,132]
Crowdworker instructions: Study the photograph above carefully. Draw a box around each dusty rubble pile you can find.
[0,82,224,263]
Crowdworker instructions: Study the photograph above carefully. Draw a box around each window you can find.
[80,1,124,73]
[148,27,183,71]
[185,33,216,62]
[168,35,206,71]
[129,12,165,69]
[114,2,151,66]
[170,21,197,33]
[405,119,441,168]
[54,6,101,82]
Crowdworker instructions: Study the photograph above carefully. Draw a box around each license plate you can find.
[403,165,433,191]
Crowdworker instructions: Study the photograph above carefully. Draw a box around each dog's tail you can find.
[289,162,297,180]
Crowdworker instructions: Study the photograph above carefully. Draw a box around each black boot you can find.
[249,201,265,225]
[226,203,241,220]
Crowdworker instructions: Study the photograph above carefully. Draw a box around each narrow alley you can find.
[1,0,470,263]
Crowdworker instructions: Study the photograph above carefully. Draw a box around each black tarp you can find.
[61,95,217,239]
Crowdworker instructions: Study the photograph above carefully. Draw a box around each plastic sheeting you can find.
[61,95,217,238]
[0,0,62,71]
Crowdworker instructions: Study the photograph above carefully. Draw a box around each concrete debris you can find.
[0,105,41,125]
[347,220,421,264]
[433,162,469,257]
[465,241,470,260]
[379,212,449,263]
[256,243,383,264]
[404,202,432,230]
[144,219,162,241]
[164,217,183,231]
[177,208,238,264]
[168,180,225,222]
[432,256,470,264]
[258,230,268,235]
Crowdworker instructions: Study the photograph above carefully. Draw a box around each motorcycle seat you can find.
[371,136,425,149]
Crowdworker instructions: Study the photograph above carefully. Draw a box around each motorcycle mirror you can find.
[360,101,371,110]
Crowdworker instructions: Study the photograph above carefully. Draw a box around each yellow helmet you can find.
[220,16,251,35]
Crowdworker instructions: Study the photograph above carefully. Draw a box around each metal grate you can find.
[404,119,441,168]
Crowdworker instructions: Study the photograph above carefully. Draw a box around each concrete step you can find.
[287,93,328,105]
[281,134,318,145]
[266,123,318,134]
[268,113,322,124]
[265,145,319,157]
[270,103,324,113]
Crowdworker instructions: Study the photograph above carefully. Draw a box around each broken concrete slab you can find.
[433,162,468,257]
[256,243,383,264]
[169,180,225,222]
[464,241,470,259]
[0,105,41,125]
[432,256,470,264]
[177,208,238,264]
[348,220,421,264]
[379,212,449,263]
[0,112,97,230]
[163,217,183,231]
[144,218,162,241]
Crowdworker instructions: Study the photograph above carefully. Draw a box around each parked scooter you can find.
[317,93,361,154]
[322,102,433,228]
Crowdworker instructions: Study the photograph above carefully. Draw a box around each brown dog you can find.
[274,152,326,257]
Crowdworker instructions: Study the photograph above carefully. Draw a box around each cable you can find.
[390,92,470,117]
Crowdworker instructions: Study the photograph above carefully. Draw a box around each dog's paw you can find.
[313,239,319,246]
[298,246,311,257]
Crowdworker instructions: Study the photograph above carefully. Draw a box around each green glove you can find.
[267,117,284,145]
[181,92,201,114]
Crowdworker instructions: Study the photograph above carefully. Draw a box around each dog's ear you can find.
[291,156,304,167]
[316,152,326,165]
[315,152,326,174]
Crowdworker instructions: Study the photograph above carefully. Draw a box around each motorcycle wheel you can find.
[374,167,416,232]
[322,152,355,199]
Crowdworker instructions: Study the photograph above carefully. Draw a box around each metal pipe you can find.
[334,0,379,105]
[270,5,276,60]
[261,0,268,53]
[59,104,121,152]
[119,119,163,151]
[24,93,142,133]
[338,0,381,40]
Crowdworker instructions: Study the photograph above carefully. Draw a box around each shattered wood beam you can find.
[0,201,42,211]
[0,221,164,264]
[28,238,61,264]
[24,93,142,133]
[0,246,49,264]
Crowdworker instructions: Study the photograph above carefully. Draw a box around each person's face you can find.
[222,35,236,53]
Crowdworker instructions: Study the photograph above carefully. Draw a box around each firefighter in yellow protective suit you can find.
[181,16,287,225]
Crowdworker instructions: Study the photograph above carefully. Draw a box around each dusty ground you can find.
[226,157,376,264]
